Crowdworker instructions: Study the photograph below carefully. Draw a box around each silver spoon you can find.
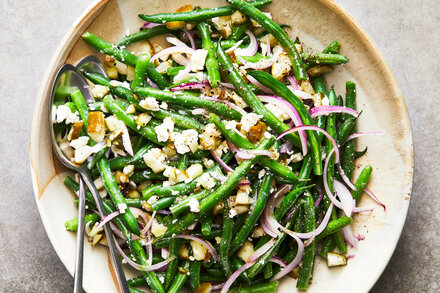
[74,177,86,293]
[49,64,130,293]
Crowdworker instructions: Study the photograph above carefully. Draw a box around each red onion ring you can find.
[271,233,304,281]
[334,180,355,217]
[173,234,219,261]
[169,81,209,91]
[143,22,161,29]
[259,95,307,155]
[279,140,294,154]
[140,211,156,237]
[122,127,133,156]
[220,82,235,89]
[239,49,281,70]
[364,188,386,210]
[146,77,159,89]
[183,29,196,50]
[314,185,324,208]
[235,30,258,56]
[210,150,233,172]
[225,40,243,53]
[287,75,300,90]
[96,211,119,229]
[309,105,359,119]
[345,131,384,144]
[269,256,288,268]
[341,225,358,248]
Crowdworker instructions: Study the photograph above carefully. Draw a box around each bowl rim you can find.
[29,0,414,292]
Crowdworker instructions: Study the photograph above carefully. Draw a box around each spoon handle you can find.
[73,178,86,293]
[80,170,130,293]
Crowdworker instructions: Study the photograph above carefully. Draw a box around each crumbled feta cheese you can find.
[70,136,89,149]
[173,129,199,154]
[240,113,263,132]
[160,102,168,110]
[109,79,130,89]
[190,49,208,72]
[192,108,208,116]
[224,120,238,131]
[200,123,221,150]
[147,196,159,205]
[321,95,330,106]
[55,105,80,124]
[92,85,109,99]
[156,61,172,74]
[197,173,216,189]
[265,103,290,121]
[117,203,127,214]
[143,148,167,173]
[229,208,238,218]
[139,97,160,111]
[122,165,135,177]
[227,91,248,108]
[188,198,200,213]
[154,117,174,142]
[271,52,292,80]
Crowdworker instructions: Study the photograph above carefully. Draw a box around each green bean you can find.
[313,76,327,143]
[301,52,349,65]
[87,147,108,170]
[274,185,313,220]
[131,52,151,89]
[200,274,226,283]
[197,20,221,88]
[166,66,185,76]
[129,287,147,293]
[116,25,172,47]
[130,171,166,183]
[81,32,169,89]
[342,81,357,180]
[97,157,140,234]
[210,113,298,183]
[177,153,189,170]
[231,256,252,283]
[169,189,210,215]
[230,173,274,253]
[127,276,146,287]
[336,117,356,145]
[296,193,316,290]
[247,70,322,175]
[319,237,336,259]
[189,260,202,292]
[138,0,272,23]
[322,41,341,54]
[150,197,175,211]
[355,147,368,159]
[263,261,274,279]
[226,0,306,80]
[164,238,181,290]
[161,137,275,238]
[168,261,190,293]
[315,216,353,241]
[326,87,338,196]
[229,281,279,293]
[134,87,242,120]
[229,19,250,41]
[64,213,100,231]
[201,214,213,236]
[220,199,234,277]
[351,165,373,203]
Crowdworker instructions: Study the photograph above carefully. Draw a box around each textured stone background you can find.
[0,0,437,292]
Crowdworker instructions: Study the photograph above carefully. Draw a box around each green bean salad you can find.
[58,0,385,292]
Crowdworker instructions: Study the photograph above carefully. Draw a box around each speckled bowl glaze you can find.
[30,0,413,292]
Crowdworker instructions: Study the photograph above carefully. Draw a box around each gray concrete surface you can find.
[0,0,437,292]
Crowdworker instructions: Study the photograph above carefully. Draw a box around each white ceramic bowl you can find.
[30,0,413,292]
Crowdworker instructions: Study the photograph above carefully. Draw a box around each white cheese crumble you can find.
[139,97,160,111]
[188,198,200,213]
[92,85,109,99]
[117,203,127,214]
[173,129,199,154]
[197,173,216,189]
[190,49,208,72]
[240,113,263,132]
[154,117,174,142]
[143,148,167,173]
[122,165,135,177]
[229,208,238,218]
[55,105,80,124]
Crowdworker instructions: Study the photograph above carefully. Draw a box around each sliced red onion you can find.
[96,211,120,229]
[221,262,253,293]
[334,180,355,217]
[161,247,169,260]
[211,282,225,292]
[129,207,149,226]
[323,149,348,212]
[140,211,156,237]
[260,185,292,238]
[279,140,294,154]
[220,82,235,89]
[225,40,243,53]
[290,89,314,100]
[271,233,304,281]
[248,239,276,263]
[210,150,233,172]
[309,105,359,119]
[146,77,159,89]
[341,225,358,248]
[156,209,172,215]
[115,237,175,271]
[203,96,246,115]
[169,81,209,91]
[109,222,125,240]
[364,188,386,210]
[287,75,300,90]
[147,232,153,266]
[239,49,281,70]
[183,29,196,50]
[151,46,195,62]
[314,185,324,208]
[336,163,358,191]
[174,62,192,83]
[173,234,219,261]
[269,256,287,268]
[356,234,366,241]
[121,127,133,156]
[143,22,161,29]
[259,95,307,155]
[235,30,258,56]
[353,206,374,213]
[247,75,275,94]
[345,131,384,143]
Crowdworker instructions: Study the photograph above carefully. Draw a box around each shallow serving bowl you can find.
[30,0,413,292]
